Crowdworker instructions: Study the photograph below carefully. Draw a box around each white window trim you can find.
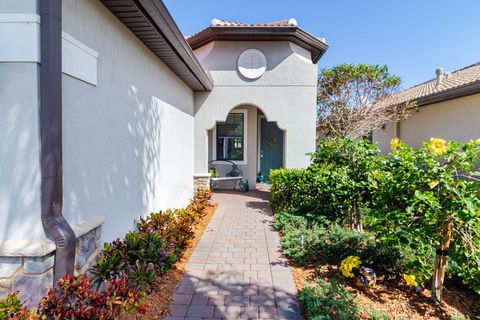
[212,109,248,165]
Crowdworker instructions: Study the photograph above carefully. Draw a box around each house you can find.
[0,0,327,302]
[373,62,480,153]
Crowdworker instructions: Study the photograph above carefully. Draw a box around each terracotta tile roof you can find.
[209,18,296,27]
[381,62,480,107]
[186,18,328,63]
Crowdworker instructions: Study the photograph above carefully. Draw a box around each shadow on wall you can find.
[0,64,43,241]
[62,77,192,242]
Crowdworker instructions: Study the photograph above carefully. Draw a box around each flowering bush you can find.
[370,138,480,302]
[272,136,480,303]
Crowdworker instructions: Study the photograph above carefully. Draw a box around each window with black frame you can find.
[216,113,244,161]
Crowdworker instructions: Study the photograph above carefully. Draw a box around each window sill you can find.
[215,159,247,166]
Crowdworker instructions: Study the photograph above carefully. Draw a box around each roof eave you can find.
[101,0,213,92]
[187,26,329,63]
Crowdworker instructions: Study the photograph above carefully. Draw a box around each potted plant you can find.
[256,171,264,183]
[209,167,218,178]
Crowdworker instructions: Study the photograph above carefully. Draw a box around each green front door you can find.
[260,118,283,180]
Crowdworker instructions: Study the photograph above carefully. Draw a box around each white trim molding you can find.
[62,32,99,86]
[0,15,98,86]
[212,109,248,165]
[0,14,41,62]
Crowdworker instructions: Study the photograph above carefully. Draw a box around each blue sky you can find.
[164,0,480,89]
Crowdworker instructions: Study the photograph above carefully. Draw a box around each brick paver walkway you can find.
[166,190,300,320]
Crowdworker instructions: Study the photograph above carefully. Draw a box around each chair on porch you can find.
[208,160,243,190]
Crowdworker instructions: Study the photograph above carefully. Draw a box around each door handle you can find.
[260,150,264,158]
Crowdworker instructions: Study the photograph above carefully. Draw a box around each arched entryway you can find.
[207,105,285,189]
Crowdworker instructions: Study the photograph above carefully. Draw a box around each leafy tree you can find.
[317,64,414,138]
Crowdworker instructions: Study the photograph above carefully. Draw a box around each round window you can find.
[237,49,267,80]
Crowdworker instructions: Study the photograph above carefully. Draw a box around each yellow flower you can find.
[428,180,439,189]
[403,274,418,287]
[428,138,448,156]
[475,139,480,145]
[340,256,361,278]
[390,138,400,150]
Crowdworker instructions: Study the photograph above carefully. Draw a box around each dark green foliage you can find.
[275,209,412,274]
[91,231,174,290]
[299,277,359,320]
[91,240,127,285]
[368,310,391,320]
[271,137,386,231]
[323,226,413,274]
[276,211,328,265]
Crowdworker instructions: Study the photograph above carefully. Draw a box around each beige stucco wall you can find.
[61,0,195,242]
[373,93,480,153]
[193,41,318,188]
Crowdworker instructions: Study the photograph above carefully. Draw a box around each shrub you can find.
[187,188,213,216]
[270,168,315,211]
[279,219,329,265]
[92,231,175,290]
[137,209,196,253]
[271,138,385,231]
[270,167,353,225]
[92,188,213,290]
[275,208,412,273]
[299,277,359,320]
[37,274,146,320]
[323,226,413,274]
[0,292,39,320]
[368,310,391,320]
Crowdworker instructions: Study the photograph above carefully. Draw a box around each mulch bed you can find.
[290,262,480,319]
[120,203,218,320]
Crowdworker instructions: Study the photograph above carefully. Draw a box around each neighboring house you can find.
[0,0,327,302]
[373,62,480,153]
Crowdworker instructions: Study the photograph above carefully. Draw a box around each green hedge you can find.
[274,209,412,274]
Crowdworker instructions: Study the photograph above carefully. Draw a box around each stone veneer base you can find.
[193,173,211,191]
[0,217,104,306]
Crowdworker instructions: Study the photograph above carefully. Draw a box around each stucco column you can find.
[194,121,209,174]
